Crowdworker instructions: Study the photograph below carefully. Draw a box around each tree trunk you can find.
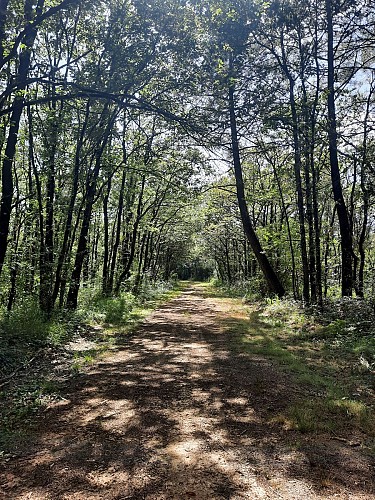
[39,101,59,314]
[357,189,368,298]
[102,176,111,294]
[115,175,146,294]
[326,0,355,296]
[271,156,297,299]
[66,106,116,309]
[0,0,44,277]
[107,168,127,295]
[228,84,284,297]
[283,72,309,301]
[52,100,90,307]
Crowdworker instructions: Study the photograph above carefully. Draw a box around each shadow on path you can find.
[0,285,374,499]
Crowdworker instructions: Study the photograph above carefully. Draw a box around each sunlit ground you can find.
[1,285,374,499]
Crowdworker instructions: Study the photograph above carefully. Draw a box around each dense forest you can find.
[0,0,374,314]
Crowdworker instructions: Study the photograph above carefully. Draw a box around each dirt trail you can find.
[1,284,374,499]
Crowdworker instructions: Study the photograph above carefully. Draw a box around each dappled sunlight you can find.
[167,438,205,465]
[1,286,374,499]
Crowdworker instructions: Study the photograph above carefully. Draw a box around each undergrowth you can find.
[212,283,375,442]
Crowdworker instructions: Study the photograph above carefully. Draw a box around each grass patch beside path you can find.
[203,283,375,443]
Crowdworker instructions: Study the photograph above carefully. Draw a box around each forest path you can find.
[1,284,374,499]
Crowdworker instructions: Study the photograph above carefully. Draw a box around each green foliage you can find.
[1,299,49,344]
[136,278,176,303]
[78,290,136,325]
[0,301,81,386]
[101,293,135,324]
[210,277,273,301]
[212,285,375,438]
[321,319,347,337]
[0,300,80,348]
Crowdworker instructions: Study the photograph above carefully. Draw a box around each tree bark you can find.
[106,168,127,295]
[279,34,309,302]
[102,176,111,294]
[0,6,39,275]
[228,84,284,297]
[326,0,355,296]
[52,100,90,307]
[115,175,146,294]
[66,105,116,309]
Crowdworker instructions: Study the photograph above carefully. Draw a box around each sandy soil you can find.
[0,284,374,499]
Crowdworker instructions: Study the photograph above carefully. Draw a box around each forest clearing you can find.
[1,283,374,499]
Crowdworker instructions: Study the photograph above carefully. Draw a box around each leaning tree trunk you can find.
[229,84,284,297]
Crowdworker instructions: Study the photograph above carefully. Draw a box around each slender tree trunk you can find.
[224,238,232,283]
[52,100,90,307]
[312,158,323,305]
[228,84,284,297]
[357,189,368,298]
[7,209,22,311]
[323,205,336,297]
[102,176,111,294]
[133,232,147,293]
[107,168,127,295]
[0,0,44,277]
[115,175,146,294]
[271,156,297,298]
[326,0,355,296]
[66,106,116,309]
[39,101,60,314]
[66,152,102,309]
[300,89,317,304]
[287,79,309,302]
[311,1,323,306]
[141,231,151,276]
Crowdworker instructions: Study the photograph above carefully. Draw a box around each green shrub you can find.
[2,299,48,343]
[103,293,135,323]
[80,291,136,325]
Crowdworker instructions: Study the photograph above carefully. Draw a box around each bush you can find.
[1,299,48,344]
[79,291,136,325]
[211,278,266,301]
[103,293,135,324]
[136,278,173,303]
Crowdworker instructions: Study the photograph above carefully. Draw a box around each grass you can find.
[206,283,375,441]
